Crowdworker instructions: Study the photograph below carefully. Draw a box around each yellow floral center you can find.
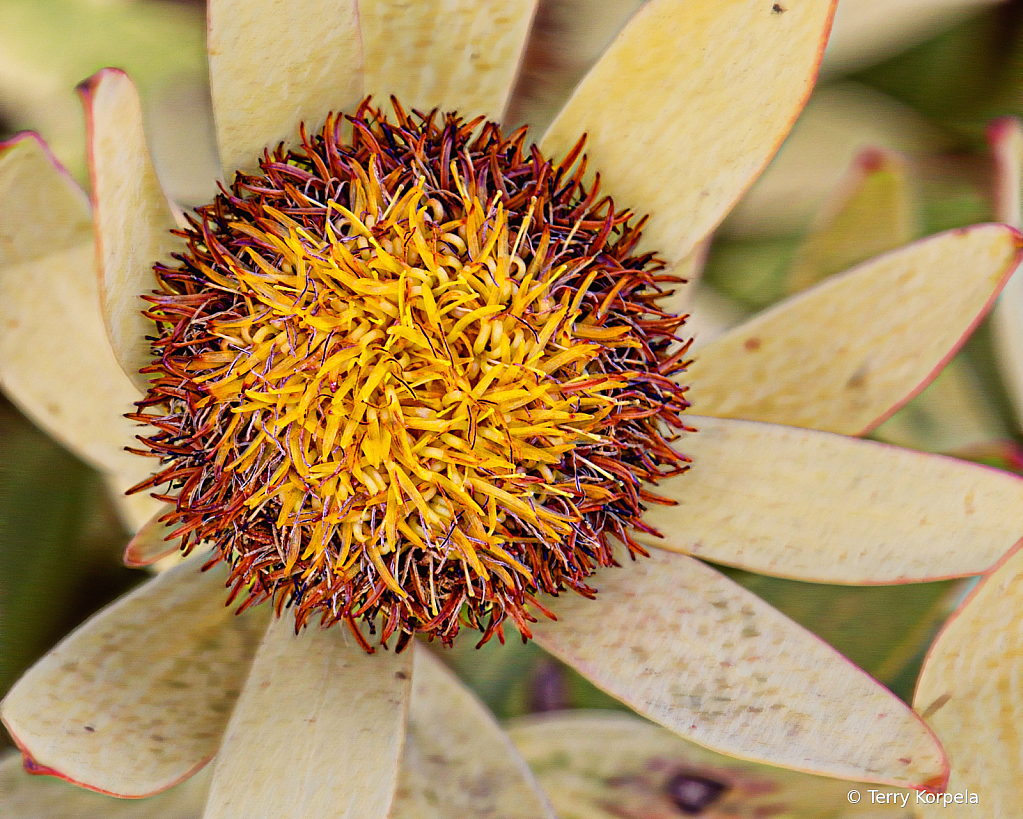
[131,99,691,649]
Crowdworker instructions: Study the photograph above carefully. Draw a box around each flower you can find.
[3,0,1023,813]
[127,100,692,647]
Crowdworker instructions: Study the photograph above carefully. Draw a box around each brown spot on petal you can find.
[920,693,952,720]
[665,772,728,815]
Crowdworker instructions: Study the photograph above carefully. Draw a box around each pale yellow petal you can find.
[505,0,643,133]
[123,504,181,567]
[989,118,1023,432]
[202,617,409,819]
[361,0,537,121]
[390,646,555,819]
[0,136,90,264]
[823,0,1002,75]
[688,224,1023,435]
[0,560,268,798]
[0,134,147,480]
[531,549,947,788]
[207,0,362,174]
[640,416,1023,582]
[991,118,1023,228]
[913,545,1023,818]
[0,749,211,819]
[507,711,912,818]
[81,68,179,393]
[540,0,836,263]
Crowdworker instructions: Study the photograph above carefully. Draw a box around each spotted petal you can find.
[540,0,836,263]
[0,134,144,479]
[688,224,1023,435]
[360,0,537,121]
[81,68,180,393]
[913,545,1023,817]
[0,560,268,798]
[390,646,555,819]
[0,749,210,819]
[531,549,947,788]
[207,0,363,174]
[640,416,1023,582]
[201,617,410,819]
[989,118,1023,430]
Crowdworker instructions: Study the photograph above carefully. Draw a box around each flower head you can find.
[4,0,1023,814]
[132,100,689,646]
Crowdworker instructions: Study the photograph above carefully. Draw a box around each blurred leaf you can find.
[945,439,1023,471]
[786,148,919,294]
[917,154,994,234]
[703,236,799,311]
[854,4,1023,142]
[822,0,1003,77]
[0,396,145,746]
[873,356,1007,453]
[508,711,914,819]
[721,81,958,240]
[0,0,206,183]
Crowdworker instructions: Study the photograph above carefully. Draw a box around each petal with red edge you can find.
[540,0,836,263]
[688,224,1023,435]
[531,549,948,788]
[0,134,146,480]
[914,544,1023,817]
[81,69,180,393]
[0,560,267,798]
[0,749,211,818]
[989,118,1023,431]
[640,416,1023,583]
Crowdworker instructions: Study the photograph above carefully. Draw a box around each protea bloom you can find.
[3,1,1023,815]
